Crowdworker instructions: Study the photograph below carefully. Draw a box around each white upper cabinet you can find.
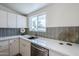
[0,10,27,28]
[0,10,7,28]
[17,15,27,28]
[7,12,17,28]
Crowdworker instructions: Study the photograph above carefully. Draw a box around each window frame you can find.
[28,13,46,32]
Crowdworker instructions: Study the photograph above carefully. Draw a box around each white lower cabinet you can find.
[0,38,31,56]
[20,39,31,56]
[49,49,66,56]
[0,40,9,56]
[9,39,19,56]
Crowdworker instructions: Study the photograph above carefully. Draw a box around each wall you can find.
[28,3,79,27]
[0,4,20,14]
[0,4,21,37]
[27,3,79,43]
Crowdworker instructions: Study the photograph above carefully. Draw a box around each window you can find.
[29,14,46,32]
[29,16,37,31]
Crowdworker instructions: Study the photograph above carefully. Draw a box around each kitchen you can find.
[0,3,79,56]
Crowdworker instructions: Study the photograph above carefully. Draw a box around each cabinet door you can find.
[8,13,17,28]
[17,15,27,28]
[0,10,7,28]
[0,40,9,56]
[49,50,66,56]
[20,39,31,56]
[9,39,19,56]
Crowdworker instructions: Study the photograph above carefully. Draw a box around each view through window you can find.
[29,14,46,32]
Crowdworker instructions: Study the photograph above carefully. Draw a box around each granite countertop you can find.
[0,35,79,56]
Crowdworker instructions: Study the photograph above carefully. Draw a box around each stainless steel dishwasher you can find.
[31,43,49,56]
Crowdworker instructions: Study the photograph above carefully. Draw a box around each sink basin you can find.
[27,36,38,40]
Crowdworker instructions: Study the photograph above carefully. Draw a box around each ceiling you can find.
[0,3,49,15]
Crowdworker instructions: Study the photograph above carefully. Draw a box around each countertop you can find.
[0,35,79,56]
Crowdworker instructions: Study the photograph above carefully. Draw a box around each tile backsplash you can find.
[1,27,79,44]
[26,27,79,44]
[0,28,20,37]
